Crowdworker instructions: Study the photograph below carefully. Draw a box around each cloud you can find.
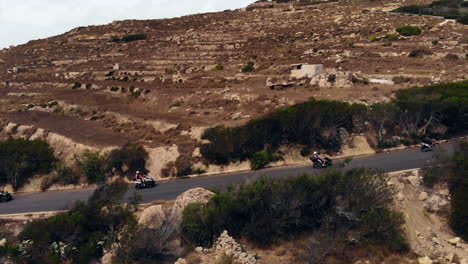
[0,0,255,48]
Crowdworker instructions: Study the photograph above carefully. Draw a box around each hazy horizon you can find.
[0,0,256,49]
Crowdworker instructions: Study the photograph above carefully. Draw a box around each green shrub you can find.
[385,34,399,41]
[396,25,422,36]
[181,203,215,246]
[76,152,109,184]
[212,64,224,71]
[181,169,407,250]
[15,181,134,263]
[200,81,467,165]
[0,138,56,190]
[85,83,92,89]
[249,151,282,170]
[72,82,82,89]
[250,151,270,170]
[110,87,119,92]
[57,165,79,185]
[47,101,59,108]
[241,61,255,73]
[108,142,149,178]
[448,142,468,240]
[392,5,423,14]
[369,35,379,42]
[201,99,358,165]
[457,13,468,24]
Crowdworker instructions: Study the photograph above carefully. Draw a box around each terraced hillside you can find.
[0,0,467,178]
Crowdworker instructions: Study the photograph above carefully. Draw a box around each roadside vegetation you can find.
[0,181,135,264]
[0,139,149,191]
[392,0,468,24]
[182,168,408,256]
[201,81,468,168]
[422,141,468,240]
[0,138,56,190]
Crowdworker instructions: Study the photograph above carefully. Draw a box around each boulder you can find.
[418,192,428,201]
[195,246,203,253]
[169,188,214,226]
[101,251,114,264]
[406,176,420,187]
[418,256,433,264]
[447,237,461,245]
[0,238,6,247]
[174,258,187,264]
[138,205,166,229]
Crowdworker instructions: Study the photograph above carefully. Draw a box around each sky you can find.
[0,0,256,49]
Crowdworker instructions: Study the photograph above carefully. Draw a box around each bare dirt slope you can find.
[0,0,467,177]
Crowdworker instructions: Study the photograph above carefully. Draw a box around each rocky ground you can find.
[0,0,467,181]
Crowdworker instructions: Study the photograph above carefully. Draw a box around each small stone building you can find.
[290,64,323,78]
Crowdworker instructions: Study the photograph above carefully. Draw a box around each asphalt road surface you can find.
[0,142,456,215]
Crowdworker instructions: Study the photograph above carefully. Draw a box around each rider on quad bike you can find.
[313,151,325,166]
[136,171,145,187]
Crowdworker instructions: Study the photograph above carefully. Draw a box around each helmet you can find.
[136,171,140,174]
[313,151,318,155]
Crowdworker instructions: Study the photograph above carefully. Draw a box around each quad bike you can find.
[0,191,13,202]
[134,176,157,189]
[420,141,440,152]
[310,157,333,169]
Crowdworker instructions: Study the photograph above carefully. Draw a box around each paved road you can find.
[0,142,456,215]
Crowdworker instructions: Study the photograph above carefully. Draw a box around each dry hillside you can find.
[0,0,467,178]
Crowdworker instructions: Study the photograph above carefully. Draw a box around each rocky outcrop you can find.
[169,188,215,227]
[213,231,258,264]
[310,69,354,88]
[138,205,166,229]
[392,170,468,263]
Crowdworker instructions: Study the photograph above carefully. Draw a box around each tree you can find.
[0,138,56,190]
[75,152,109,184]
[108,142,149,178]
[368,102,398,142]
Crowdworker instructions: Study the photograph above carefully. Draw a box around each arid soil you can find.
[0,0,467,178]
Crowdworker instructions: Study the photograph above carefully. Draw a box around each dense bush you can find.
[457,13,468,25]
[201,99,363,164]
[108,142,149,178]
[10,181,135,264]
[241,61,255,72]
[0,138,56,190]
[200,81,467,164]
[393,81,468,136]
[249,151,283,170]
[181,169,408,250]
[385,34,399,41]
[448,142,468,240]
[40,165,80,191]
[392,0,467,23]
[75,152,109,184]
[212,64,224,71]
[396,25,422,36]
[114,225,176,264]
[72,82,82,89]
